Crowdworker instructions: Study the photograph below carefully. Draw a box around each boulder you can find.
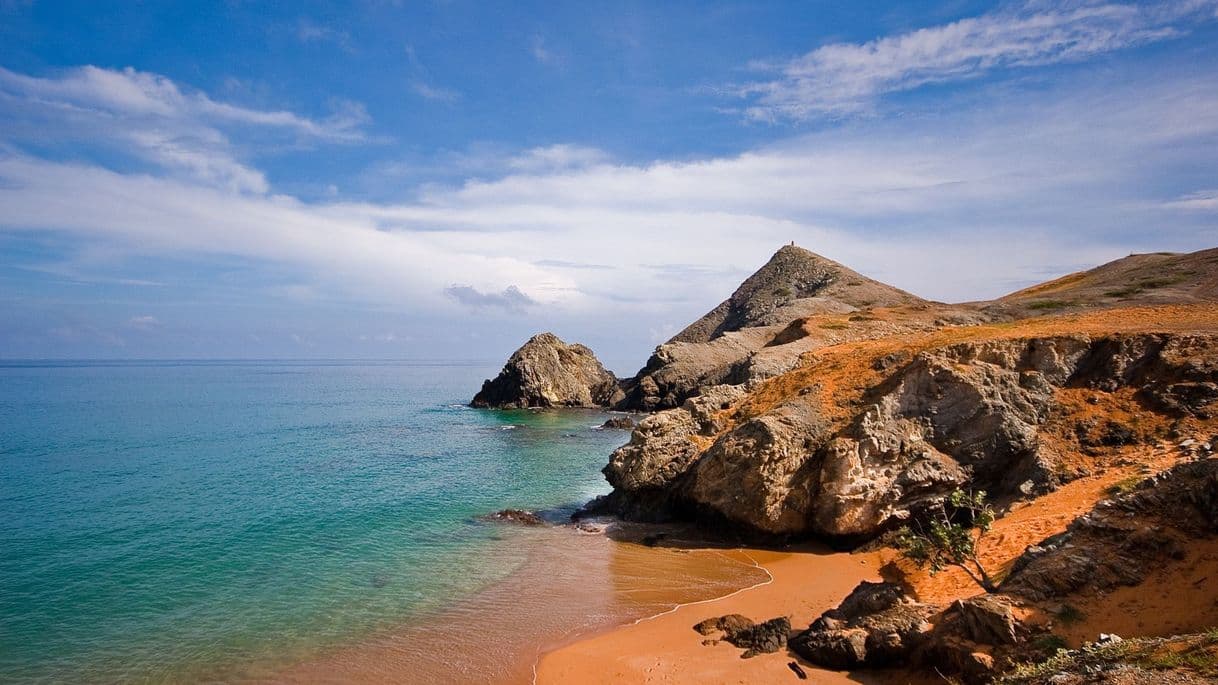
[471,333,624,409]
[726,617,791,658]
[599,416,636,430]
[950,594,1023,646]
[790,582,934,669]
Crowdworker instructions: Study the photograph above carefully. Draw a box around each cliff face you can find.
[603,323,1218,538]
[471,332,624,409]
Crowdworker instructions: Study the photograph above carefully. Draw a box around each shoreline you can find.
[533,543,919,685]
[262,521,772,684]
[524,546,778,685]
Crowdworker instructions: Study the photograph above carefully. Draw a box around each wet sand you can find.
[261,523,770,684]
[535,545,915,685]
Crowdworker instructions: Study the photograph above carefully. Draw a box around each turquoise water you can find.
[0,360,627,683]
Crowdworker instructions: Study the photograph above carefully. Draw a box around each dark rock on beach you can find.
[790,581,935,669]
[694,614,791,658]
[599,416,636,429]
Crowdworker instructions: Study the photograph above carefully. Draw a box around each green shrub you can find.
[895,490,998,593]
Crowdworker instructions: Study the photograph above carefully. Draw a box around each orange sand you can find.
[535,546,922,685]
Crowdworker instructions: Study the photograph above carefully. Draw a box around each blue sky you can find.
[1,0,1217,365]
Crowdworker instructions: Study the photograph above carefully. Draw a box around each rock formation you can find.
[474,244,1218,544]
[693,614,791,658]
[471,332,624,408]
[601,329,1218,539]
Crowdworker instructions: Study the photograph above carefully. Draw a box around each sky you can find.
[0,1,1216,367]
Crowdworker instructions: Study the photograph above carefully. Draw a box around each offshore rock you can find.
[472,332,624,409]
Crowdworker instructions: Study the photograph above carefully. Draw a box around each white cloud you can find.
[405,45,461,103]
[741,0,1218,120]
[0,64,1215,327]
[1165,188,1218,210]
[0,65,369,192]
[295,18,351,49]
[411,81,461,103]
[507,144,611,173]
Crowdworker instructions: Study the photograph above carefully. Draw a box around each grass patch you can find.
[1105,475,1143,497]
[772,286,793,298]
[820,322,849,330]
[1103,274,1190,299]
[1028,300,1073,310]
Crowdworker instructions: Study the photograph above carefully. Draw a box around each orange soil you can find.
[1058,535,1218,647]
[729,303,1218,439]
[892,443,1185,604]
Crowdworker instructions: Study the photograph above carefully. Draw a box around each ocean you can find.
[0,360,762,683]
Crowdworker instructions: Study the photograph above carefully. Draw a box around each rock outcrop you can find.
[789,581,935,669]
[471,332,624,408]
[600,331,1218,539]
[476,509,545,525]
[791,581,1037,684]
[1002,457,1218,601]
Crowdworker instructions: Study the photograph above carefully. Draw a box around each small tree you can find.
[895,489,998,593]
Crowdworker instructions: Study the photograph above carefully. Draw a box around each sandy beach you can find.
[535,545,910,685]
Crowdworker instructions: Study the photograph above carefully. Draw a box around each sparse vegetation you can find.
[1104,275,1188,299]
[1056,603,1085,625]
[1104,287,1142,298]
[1032,633,1068,653]
[1003,634,1218,683]
[773,286,793,298]
[896,490,998,593]
[1105,474,1144,497]
[1027,300,1072,310]
[819,322,849,330]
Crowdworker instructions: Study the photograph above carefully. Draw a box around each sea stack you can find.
[471,332,624,409]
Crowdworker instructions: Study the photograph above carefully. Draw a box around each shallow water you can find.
[0,360,753,683]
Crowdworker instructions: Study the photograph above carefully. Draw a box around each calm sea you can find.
[0,360,638,682]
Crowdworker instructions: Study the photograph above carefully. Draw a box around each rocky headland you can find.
[476,244,1218,683]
